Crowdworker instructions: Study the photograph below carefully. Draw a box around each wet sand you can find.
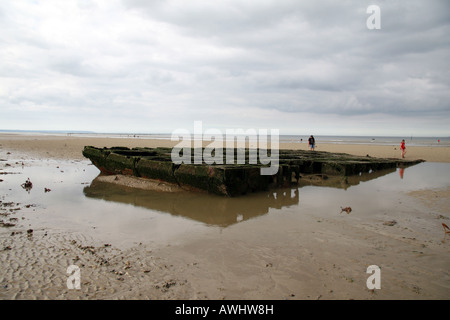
[0,133,449,300]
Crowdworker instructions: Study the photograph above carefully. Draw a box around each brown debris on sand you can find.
[340,206,352,214]
[0,221,16,227]
[21,178,33,191]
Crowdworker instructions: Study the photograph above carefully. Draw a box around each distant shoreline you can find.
[0,130,448,148]
[1,133,449,163]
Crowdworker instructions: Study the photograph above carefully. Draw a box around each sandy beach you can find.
[0,133,449,163]
[1,133,449,300]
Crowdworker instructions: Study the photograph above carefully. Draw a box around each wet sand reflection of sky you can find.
[1,159,449,246]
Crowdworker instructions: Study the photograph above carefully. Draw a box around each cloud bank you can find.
[1,0,449,136]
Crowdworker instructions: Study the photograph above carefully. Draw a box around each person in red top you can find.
[400,139,406,158]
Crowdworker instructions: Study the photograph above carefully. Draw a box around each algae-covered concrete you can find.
[82,146,424,197]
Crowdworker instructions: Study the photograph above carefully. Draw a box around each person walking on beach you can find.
[308,135,315,151]
[400,139,406,158]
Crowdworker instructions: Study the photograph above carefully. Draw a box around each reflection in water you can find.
[399,167,405,179]
[83,166,402,227]
[2,158,448,249]
[296,167,397,190]
[84,177,299,227]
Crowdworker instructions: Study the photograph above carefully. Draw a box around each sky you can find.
[1,0,449,137]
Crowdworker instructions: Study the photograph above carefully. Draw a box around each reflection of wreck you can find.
[83,146,424,197]
[83,177,299,227]
[297,167,398,190]
[83,164,414,227]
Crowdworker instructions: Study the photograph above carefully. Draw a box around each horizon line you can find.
[0,129,448,139]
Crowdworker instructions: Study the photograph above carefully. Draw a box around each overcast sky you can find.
[1,0,449,136]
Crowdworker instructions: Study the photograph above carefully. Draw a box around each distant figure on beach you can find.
[308,135,315,151]
[400,139,406,158]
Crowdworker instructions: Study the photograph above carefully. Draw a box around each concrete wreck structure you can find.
[82,146,424,197]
